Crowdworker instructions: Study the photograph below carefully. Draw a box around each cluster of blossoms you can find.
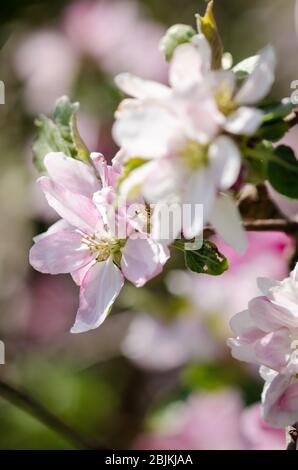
[228,266,298,427]
[112,35,275,249]
[28,1,298,433]
[29,7,278,333]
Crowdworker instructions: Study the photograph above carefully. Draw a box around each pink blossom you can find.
[29,152,169,333]
[167,232,293,331]
[13,30,79,114]
[227,264,298,427]
[63,0,167,80]
[121,313,219,371]
[134,390,284,450]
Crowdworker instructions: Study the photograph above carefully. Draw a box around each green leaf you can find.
[117,157,148,187]
[268,145,298,199]
[32,117,71,173]
[159,24,196,61]
[261,99,294,123]
[184,240,228,276]
[70,114,89,163]
[53,95,79,127]
[257,121,289,142]
[196,0,223,69]
[32,96,90,173]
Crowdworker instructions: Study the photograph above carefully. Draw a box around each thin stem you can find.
[204,219,298,238]
[0,378,104,450]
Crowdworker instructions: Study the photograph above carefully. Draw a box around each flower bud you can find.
[159,24,195,61]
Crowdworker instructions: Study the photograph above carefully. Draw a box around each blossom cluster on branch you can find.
[28,0,298,431]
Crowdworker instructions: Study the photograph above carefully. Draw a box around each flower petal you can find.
[209,136,241,190]
[255,328,291,371]
[33,219,72,243]
[248,296,286,332]
[209,193,247,253]
[121,235,169,287]
[224,107,264,135]
[38,177,102,234]
[29,231,91,274]
[71,260,96,286]
[115,73,171,99]
[182,168,215,239]
[71,257,124,333]
[230,309,264,341]
[169,38,211,92]
[262,375,298,428]
[44,152,100,197]
[113,101,180,158]
[235,46,276,105]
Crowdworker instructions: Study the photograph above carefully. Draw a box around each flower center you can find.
[82,234,125,263]
[178,140,209,170]
[215,84,236,116]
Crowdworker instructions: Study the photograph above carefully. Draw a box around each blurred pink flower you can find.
[25,274,78,342]
[63,0,167,80]
[121,313,219,371]
[134,390,284,450]
[167,232,293,330]
[13,29,79,114]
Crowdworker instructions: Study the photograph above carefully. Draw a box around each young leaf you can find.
[159,24,196,61]
[196,0,223,69]
[261,99,294,123]
[257,121,289,142]
[33,116,71,173]
[32,96,90,173]
[268,145,298,199]
[184,240,228,276]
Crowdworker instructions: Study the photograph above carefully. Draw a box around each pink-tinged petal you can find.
[181,91,224,144]
[113,100,180,158]
[182,168,215,239]
[255,329,291,370]
[169,39,211,92]
[71,260,96,286]
[248,296,285,332]
[71,257,124,333]
[33,219,72,243]
[121,236,169,287]
[115,73,171,99]
[29,231,91,274]
[90,153,110,187]
[209,136,241,190]
[38,177,102,234]
[230,310,264,342]
[224,107,264,136]
[262,375,298,427]
[227,337,257,363]
[235,46,276,106]
[209,193,247,254]
[44,152,100,196]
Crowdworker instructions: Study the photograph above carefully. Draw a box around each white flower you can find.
[112,35,275,250]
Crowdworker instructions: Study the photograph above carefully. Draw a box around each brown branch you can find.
[0,378,104,450]
[204,219,298,238]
